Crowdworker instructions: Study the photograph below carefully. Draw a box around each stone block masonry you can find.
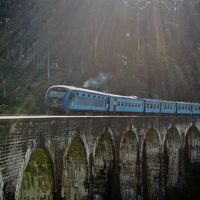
[0,115,200,200]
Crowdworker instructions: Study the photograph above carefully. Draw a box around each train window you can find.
[82,94,85,96]
[138,104,140,107]
[132,103,134,107]
[98,96,100,99]
[157,104,159,109]
[76,93,79,96]
[125,102,128,106]
[93,95,96,98]
[147,103,149,108]
[121,102,124,106]
[102,97,104,99]
[128,103,131,107]
[150,103,153,109]
[88,94,91,97]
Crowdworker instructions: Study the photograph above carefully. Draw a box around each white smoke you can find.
[83,72,110,88]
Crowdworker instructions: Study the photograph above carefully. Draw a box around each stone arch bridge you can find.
[0,115,200,200]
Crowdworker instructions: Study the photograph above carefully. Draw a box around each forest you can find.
[0,0,200,114]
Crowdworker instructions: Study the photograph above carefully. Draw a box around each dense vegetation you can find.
[0,0,200,113]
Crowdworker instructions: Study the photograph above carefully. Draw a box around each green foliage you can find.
[0,31,13,47]
[0,0,200,114]
[0,104,8,114]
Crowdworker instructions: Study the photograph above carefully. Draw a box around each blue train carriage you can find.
[68,87,109,112]
[176,101,193,115]
[109,95,144,113]
[160,100,176,114]
[191,103,200,115]
[144,99,161,113]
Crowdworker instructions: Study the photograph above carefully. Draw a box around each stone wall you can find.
[0,116,200,200]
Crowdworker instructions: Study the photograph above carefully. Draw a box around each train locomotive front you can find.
[45,85,72,113]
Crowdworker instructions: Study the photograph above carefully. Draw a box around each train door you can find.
[113,98,117,111]
[106,97,110,111]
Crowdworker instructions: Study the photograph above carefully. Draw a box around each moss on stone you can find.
[19,148,54,200]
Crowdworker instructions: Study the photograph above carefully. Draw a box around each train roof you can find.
[48,85,200,105]
[48,85,140,100]
[144,98,176,103]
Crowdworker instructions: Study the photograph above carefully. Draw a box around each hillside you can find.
[0,0,200,114]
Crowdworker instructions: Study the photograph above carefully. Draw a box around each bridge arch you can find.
[143,128,161,199]
[93,130,115,199]
[62,136,88,200]
[164,127,181,188]
[15,142,36,200]
[17,146,55,200]
[185,126,200,163]
[119,130,138,200]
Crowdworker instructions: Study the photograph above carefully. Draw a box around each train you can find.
[45,85,200,115]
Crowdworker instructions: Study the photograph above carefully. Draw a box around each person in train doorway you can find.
[106,97,110,111]
[113,98,117,112]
